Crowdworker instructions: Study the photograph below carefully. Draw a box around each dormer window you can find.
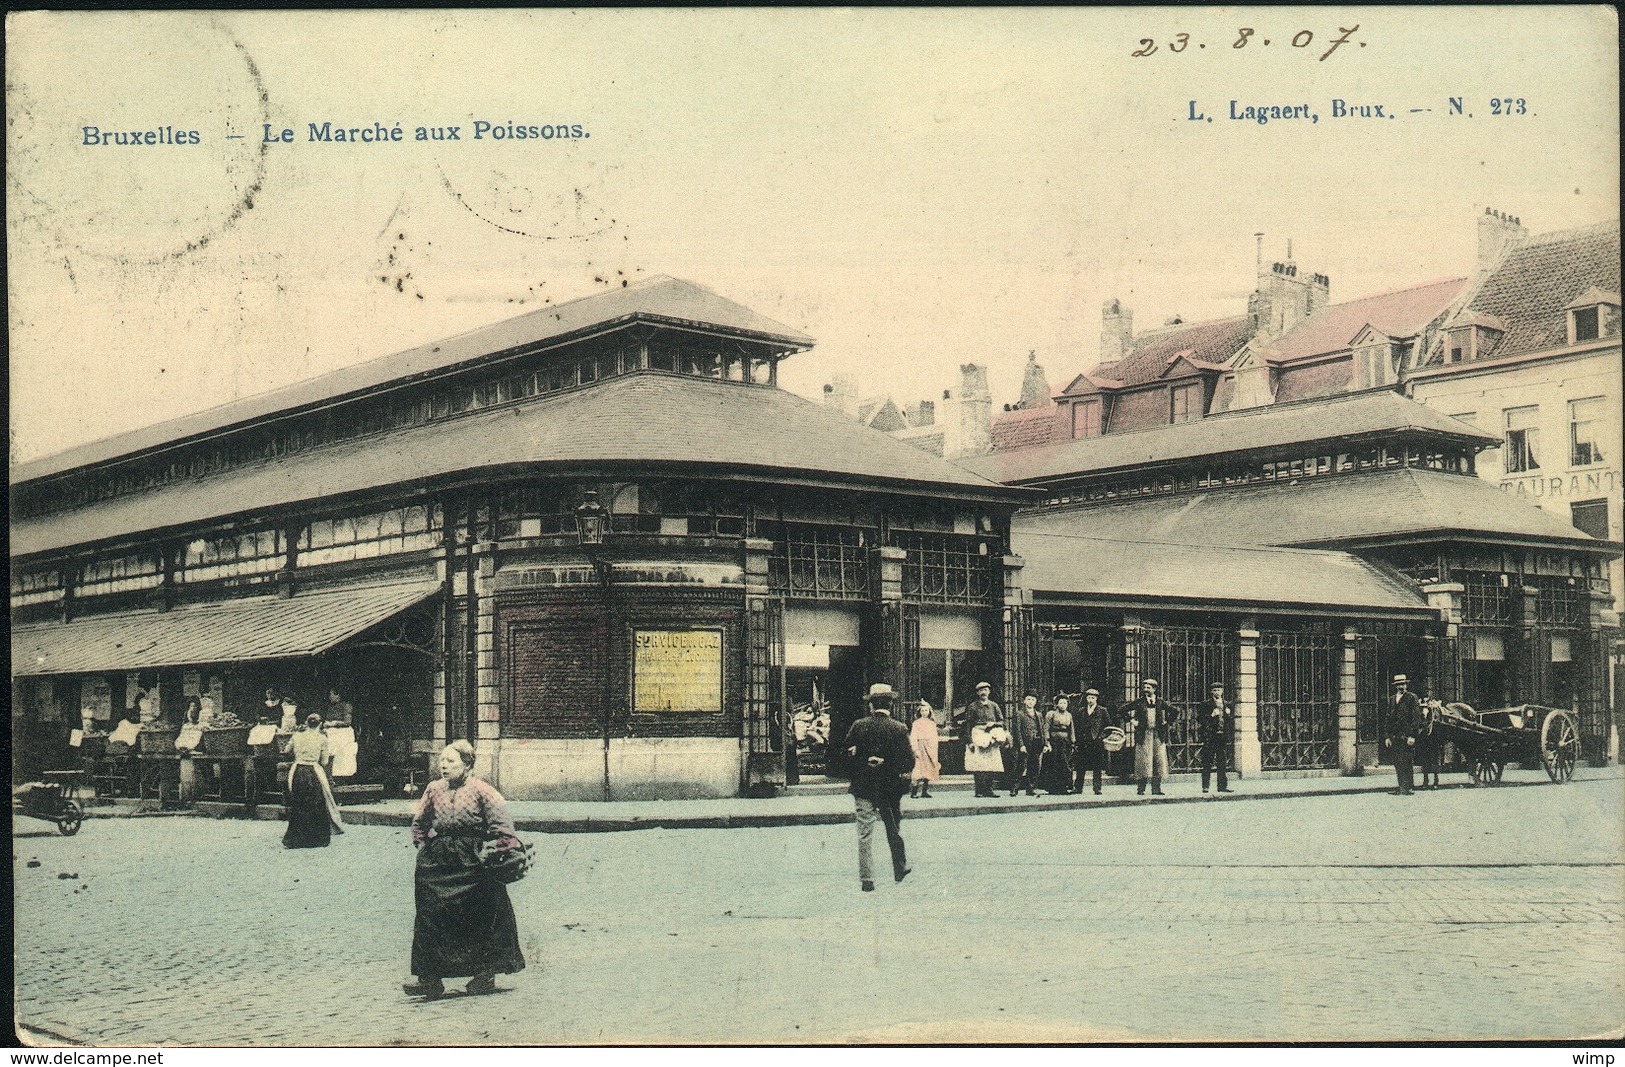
[1564,287,1620,345]
[1070,398,1102,439]
[1444,314,1505,364]
[1169,382,1201,424]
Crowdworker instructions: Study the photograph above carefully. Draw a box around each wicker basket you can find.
[138,727,178,755]
[200,725,251,758]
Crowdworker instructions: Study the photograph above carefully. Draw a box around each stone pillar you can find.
[868,546,907,692]
[429,543,451,747]
[471,540,501,784]
[742,537,784,795]
[1119,615,1143,706]
[1235,619,1262,776]
[1339,627,1359,774]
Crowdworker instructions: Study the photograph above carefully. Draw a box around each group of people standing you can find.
[902,678,1239,801]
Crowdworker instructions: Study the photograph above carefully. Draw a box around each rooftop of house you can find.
[1065,314,1254,393]
[959,388,1496,486]
[1445,219,1621,360]
[14,372,1028,559]
[14,275,815,485]
[989,404,1059,452]
[1258,277,1469,363]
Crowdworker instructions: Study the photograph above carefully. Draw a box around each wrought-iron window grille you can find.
[895,531,996,606]
[1461,572,1513,625]
[299,504,439,566]
[1133,626,1239,773]
[10,568,63,607]
[1531,576,1586,628]
[76,552,164,597]
[1257,630,1339,770]
[766,522,872,602]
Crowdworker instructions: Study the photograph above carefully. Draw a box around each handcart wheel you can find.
[1470,758,1502,785]
[1540,710,1580,783]
[56,800,83,837]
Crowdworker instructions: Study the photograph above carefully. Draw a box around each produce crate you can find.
[138,727,178,755]
[200,725,251,758]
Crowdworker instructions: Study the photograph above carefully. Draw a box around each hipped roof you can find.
[15,373,1028,559]
[15,276,814,485]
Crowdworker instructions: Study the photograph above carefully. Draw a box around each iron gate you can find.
[1135,626,1238,772]
[1258,629,1339,770]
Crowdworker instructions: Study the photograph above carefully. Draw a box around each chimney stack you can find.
[1477,207,1528,274]
[823,374,859,416]
[1100,299,1133,363]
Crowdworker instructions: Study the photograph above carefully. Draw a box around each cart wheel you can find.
[56,800,83,837]
[1470,758,1502,785]
[1540,710,1580,783]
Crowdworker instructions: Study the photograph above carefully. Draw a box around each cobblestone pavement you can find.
[14,776,1624,1045]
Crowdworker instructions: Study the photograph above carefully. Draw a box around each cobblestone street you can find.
[14,774,1624,1045]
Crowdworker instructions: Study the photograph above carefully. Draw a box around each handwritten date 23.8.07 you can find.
[1132,25,1364,62]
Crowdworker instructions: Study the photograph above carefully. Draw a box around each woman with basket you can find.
[283,713,345,849]
[404,740,529,999]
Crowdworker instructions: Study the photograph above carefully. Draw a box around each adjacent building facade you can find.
[10,278,1030,799]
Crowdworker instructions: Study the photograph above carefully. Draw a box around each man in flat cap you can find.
[961,681,1007,798]
[1074,688,1110,795]
[844,683,913,891]
[1200,682,1236,794]
[1125,678,1175,796]
[1386,674,1422,796]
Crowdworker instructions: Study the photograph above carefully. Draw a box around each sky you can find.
[7,7,1620,464]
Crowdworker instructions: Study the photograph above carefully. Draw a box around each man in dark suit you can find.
[844,683,914,891]
[1387,674,1422,796]
[1200,682,1236,794]
[1124,678,1176,795]
[1008,691,1046,797]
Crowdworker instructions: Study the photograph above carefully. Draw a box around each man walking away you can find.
[1388,674,1421,796]
[845,683,914,892]
[1201,682,1236,794]
[1009,691,1046,797]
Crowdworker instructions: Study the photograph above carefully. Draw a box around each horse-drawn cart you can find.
[1430,702,1582,784]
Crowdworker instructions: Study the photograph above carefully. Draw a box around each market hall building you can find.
[964,389,1620,777]
[10,277,1031,800]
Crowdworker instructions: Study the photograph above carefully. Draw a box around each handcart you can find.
[12,770,87,835]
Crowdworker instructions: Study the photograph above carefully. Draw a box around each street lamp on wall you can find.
[575,489,609,547]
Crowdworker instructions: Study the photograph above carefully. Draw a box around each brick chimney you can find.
[823,374,859,417]
[1248,241,1330,339]
[1100,299,1133,363]
[1477,207,1528,274]
[955,363,992,456]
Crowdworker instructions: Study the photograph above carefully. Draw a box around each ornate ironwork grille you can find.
[1531,577,1587,628]
[766,523,872,601]
[895,532,996,606]
[1355,626,1429,747]
[1461,573,1513,625]
[1135,626,1238,772]
[1575,631,1610,763]
[1258,630,1339,770]
[744,597,783,757]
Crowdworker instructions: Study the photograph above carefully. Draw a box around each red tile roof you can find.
[1450,221,1621,360]
[15,276,815,484]
[14,374,1028,558]
[1260,277,1468,363]
[1272,359,1354,404]
[1068,315,1254,392]
[990,405,1061,452]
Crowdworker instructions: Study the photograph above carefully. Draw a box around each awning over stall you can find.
[10,581,441,677]
[1016,531,1434,618]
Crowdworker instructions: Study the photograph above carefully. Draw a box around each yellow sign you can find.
[633,630,723,713]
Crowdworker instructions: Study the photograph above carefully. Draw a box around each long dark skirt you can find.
[1040,738,1075,793]
[283,765,332,849]
[411,835,526,980]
